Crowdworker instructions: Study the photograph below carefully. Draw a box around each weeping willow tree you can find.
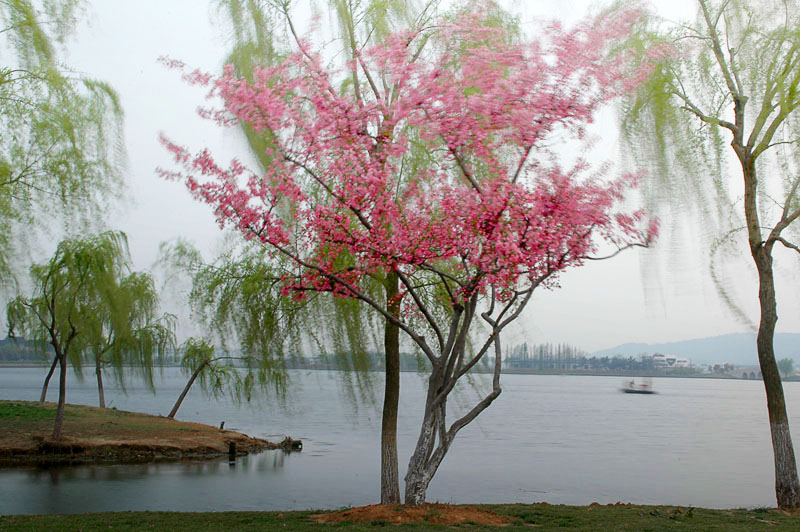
[167,337,265,419]
[620,0,800,509]
[6,232,175,438]
[84,271,176,408]
[0,0,124,284]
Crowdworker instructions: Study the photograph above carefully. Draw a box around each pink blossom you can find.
[160,7,657,307]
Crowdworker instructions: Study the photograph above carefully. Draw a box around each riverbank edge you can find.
[1,504,798,531]
[0,400,300,466]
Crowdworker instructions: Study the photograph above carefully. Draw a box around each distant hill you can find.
[593,333,800,366]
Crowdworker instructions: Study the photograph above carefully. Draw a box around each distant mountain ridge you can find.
[593,333,800,366]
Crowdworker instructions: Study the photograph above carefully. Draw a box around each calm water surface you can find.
[1,367,798,514]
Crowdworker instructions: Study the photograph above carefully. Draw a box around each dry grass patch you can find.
[312,503,513,526]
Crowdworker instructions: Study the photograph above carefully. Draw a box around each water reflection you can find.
[24,449,293,486]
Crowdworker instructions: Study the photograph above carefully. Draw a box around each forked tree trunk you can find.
[381,271,401,504]
[51,354,67,440]
[40,355,58,402]
[403,311,504,505]
[753,247,800,508]
[168,361,208,419]
[402,370,473,505]
[96,359,106,408]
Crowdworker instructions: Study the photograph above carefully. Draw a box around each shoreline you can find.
[4,362,794,380]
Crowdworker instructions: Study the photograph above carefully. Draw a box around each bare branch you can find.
[774,236,800,255]
[396,269,445,353]
[510,144,534,184]
[672,88,737,133]
[584,241,650,261]
[699,0,741,100]
[441,319,503,450]
[263,236,437,361]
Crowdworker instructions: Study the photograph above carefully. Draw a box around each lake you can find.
[1,366,798,514]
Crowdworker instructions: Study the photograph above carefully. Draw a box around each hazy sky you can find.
[60,0,800,353]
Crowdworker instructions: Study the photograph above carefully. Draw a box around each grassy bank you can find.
[0,400,285,464]
[1,504,798,531]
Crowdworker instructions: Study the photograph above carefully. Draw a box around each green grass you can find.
[1,505,798,531]
[0,402,55,421]
[0,400,215,438]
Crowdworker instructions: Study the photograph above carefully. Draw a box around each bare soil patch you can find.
[312,504,513,526]
[0,400,299,465]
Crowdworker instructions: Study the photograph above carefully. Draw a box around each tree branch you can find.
[699,0,741,100]
[774,236,800,255]
[395,268,445,352]
[263,236,438,362]
[584,241,650,261]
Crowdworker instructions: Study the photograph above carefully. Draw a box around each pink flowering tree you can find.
[161,4,657,505]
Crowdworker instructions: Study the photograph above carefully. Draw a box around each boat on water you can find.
[621,378,657,394]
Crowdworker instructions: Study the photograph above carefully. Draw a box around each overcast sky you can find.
[61,0,800,353]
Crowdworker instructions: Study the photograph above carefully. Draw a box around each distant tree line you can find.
[289,351,435,372]
[0,336,50,362]
[505,342,657,372]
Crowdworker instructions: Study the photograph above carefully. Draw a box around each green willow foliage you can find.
[159,239,383,401]
[88,271,176,393]
[7,232,175,390]
[0,0,124,282]
[619,0,800,319]
[176,337,251,404]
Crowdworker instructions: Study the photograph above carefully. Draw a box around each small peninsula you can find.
[0,400,297,465]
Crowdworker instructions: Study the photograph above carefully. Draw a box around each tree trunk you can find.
[168,362,207,419]
[404,367,444,505]
[753,247,800,508]
[40,355,58,402]
[403,312,504,506]
[739,147,800,509]
[404,410,436,505]
[380,271,401,504]
[51,354,67,440]
[96,358,105,408]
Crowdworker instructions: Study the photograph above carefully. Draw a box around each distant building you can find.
[651,353,690,369]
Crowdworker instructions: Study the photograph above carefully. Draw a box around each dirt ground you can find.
[312,504,513,526]
[0,400,298,464]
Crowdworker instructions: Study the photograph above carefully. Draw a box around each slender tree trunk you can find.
[753,248,800,508]
[740,150,800,509]
[168,361,208,419]
[380,271,401,504]
[51,354,67,440]
[96,358,105,409]
[40,355,58,402]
